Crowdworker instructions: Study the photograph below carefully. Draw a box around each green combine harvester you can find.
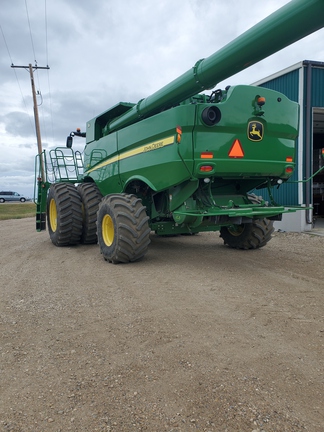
[35,0,324,263]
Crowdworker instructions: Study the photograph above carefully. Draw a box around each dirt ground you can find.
[0,218,323,432]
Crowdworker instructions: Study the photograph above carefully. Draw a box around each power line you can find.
[25,0,37,63]
[24,0,44,103]
[45,0,49,66]
[0,21,34,132]
[0,22,13,64]
[24,0,54,146]
[44,0,55,145]
[1,1,54,146]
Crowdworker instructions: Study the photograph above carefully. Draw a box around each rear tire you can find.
[220,218,274,250]
[77,183,102,244]
[97,193,151,263]
[47,183,83,246]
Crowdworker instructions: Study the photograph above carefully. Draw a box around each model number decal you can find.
[144,141,164,152]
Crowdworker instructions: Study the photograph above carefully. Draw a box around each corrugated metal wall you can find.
[311,66,324,107]
[260,69,300,102]
[256,68,301,205]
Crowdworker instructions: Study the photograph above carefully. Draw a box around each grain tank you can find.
[35,0,324,263]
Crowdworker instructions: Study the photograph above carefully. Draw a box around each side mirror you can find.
[66,135,73,148]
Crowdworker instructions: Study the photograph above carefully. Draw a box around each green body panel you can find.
[84,105,196,194]
[192,86,298,179]
[84,85,298,193]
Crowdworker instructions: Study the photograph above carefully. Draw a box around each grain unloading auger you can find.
[35,0,324,263]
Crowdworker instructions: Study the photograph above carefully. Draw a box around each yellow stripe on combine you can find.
[86,135,175,174]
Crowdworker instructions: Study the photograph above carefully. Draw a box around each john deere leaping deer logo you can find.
[248,121,263,142]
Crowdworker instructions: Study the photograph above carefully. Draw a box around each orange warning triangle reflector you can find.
[228,139,244,158]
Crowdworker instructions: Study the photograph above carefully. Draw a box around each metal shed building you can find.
[253,60,324,232]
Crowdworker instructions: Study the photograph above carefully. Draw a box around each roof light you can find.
[257,96,266,106]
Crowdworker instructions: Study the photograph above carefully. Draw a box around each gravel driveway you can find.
[1,218,323,431]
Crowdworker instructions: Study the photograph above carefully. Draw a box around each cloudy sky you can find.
[0,0,324,198]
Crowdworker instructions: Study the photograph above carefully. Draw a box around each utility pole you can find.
[11,63,50,181]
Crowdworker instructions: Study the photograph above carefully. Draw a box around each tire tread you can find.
[97,193,150,263]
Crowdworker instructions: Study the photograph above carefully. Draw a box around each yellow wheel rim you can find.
[102,214,114,246]
[49,198,58,232]
[228,224,244,236]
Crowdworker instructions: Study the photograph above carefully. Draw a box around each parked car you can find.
[0,191,29,203]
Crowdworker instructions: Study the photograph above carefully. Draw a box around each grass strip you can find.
[0,203,36,220]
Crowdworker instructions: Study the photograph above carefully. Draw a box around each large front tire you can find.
[47,183,83,246]
[77,183,102,244]
[220,218,274,250]
[97,194,151,263]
